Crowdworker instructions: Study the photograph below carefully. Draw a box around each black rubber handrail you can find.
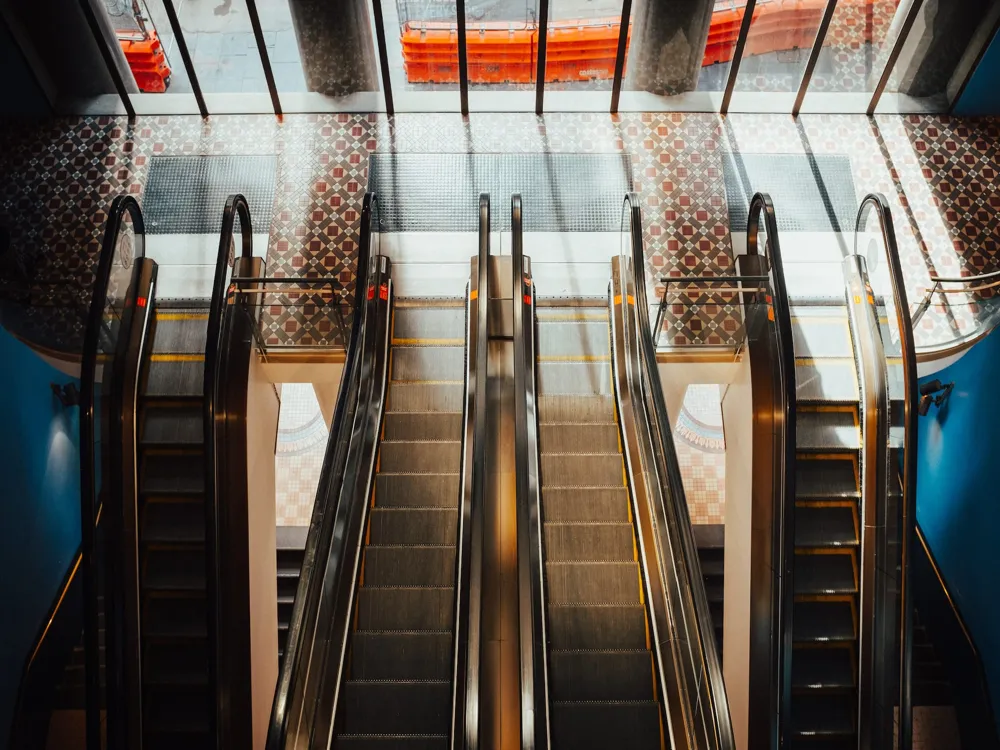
[265,193,376,750]
[79,194,146,750]
[743,192,797,745]
[204,194,255,747]
[855,192,918,749]
[623,192,736,749]
[511,193,550,750]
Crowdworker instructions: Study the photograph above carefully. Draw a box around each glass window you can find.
[876,0,999,113]
[384,0,461,111]
[727,0,829,109]
[544,0,622,94]
[618,0,726,109]
[270,0,382,110]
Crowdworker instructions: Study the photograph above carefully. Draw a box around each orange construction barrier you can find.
[120,31,171,93]
[400,0,899,84]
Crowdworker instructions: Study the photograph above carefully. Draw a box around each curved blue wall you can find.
[918,331,1000,718]
[0,328,81,744]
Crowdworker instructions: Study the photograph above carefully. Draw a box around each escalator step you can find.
[335,737,447,750]
[375,474,460,508]
[141,403,204,446]
[144,684,209,732]
[379,441,461,473]
[355,587,454,631]
[544,523,634,562]
[549,650,654,700]
[540,454,624,487]
[550,700,661,749]
[383,412,463,442]
[790,692,855,736]
[540,423,620,454]
[392,307,465,341]
[537,321,610,357]
[790,316,852,359]
[796,458,858,499]
[363,546,456,587]
[150,312,208,354]
[145,361,205,399]
[545,562,641,604]
[796,409,860,451]
[795,505,858,548]
[541,488,631,523]
[142,499,205,543]
[144,548,206,591]
[339,681,451,735]
[791,647,855,690]
[144,642,209,685]
[793,600,855,643]
[144,595,207,638]
[391,345,464,381]
[388,383,463,413]
[368,509,458,545]
[794,360,859,403]
[547,605,648,649]
[142,451,206,495]
[538,395,616,423]
[537,361,612,395]
[350,632,452,680]
[793,553,856,595]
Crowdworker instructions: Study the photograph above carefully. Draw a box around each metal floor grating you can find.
[723,152,858,233]
[368,153,633,232]
[144,155,277,234]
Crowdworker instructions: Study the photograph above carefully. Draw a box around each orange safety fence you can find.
[402,0,899,84]
[119,31,171,93]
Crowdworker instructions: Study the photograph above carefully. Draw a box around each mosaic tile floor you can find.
[674,384,726,525]
[3,111,996,355]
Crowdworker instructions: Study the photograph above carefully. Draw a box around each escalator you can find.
[267,193,485,750]
[513,194,734,750]
[533,303,663,746]
[335,299,465,744]
[7,193,269,750]
[727,192,919,750]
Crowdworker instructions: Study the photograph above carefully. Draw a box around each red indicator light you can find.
[137,297,147,308]
[367,285,375,300]
[379,283,389,301]
[524,294,532,305]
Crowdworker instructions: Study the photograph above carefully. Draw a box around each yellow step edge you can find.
[155,312,209,321]
[392,338,465,346]
[150,353,204,362]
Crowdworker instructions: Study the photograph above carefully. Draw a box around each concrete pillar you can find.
[625,0,714,95]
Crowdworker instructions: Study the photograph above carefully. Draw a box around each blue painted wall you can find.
[0,328,81,743]
[918,330,1000,718]
[955,25,1000,115]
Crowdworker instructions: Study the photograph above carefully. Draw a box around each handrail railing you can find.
[511,193,550,750]
[743,192,798,746]
[204,194,256,748]
[653,274,771,348]
[452,193,490,749]
[79,194,146,750]
[854,192,918,750]
[620,192,736,749]
[265,194,378,749]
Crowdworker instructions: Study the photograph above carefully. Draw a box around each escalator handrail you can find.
[743,192,797,744]
[452,193,490,749]
[511,193,550,750]
[265,193,377,749]
[78,194,146,750]
[854,192,918,748]
[203,193,256,746]
[622,192,736,749]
